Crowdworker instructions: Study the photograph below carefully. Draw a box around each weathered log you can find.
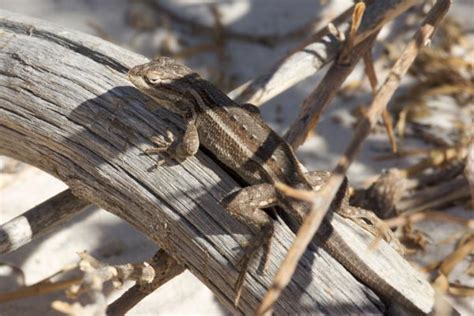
[0,10,433,314]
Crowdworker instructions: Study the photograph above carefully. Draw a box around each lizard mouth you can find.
[127,68,147,89]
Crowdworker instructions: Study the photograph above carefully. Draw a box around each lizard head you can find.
[128,57,199,114]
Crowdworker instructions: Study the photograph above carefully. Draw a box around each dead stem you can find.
[0,189,89,254]
[433,235,474,293]
[106,249,185,315]
[257,1,451,314]
[230,0,418,106]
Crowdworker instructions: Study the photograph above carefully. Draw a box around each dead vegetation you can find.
[1,0,472,314]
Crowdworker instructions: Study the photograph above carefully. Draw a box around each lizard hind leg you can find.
[221,183,277,305]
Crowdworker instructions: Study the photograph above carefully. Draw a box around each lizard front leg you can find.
[146,107,200,162]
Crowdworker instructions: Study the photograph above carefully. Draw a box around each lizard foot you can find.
[233,224,273,306]
[235,223,273,271]
[143,131,178,167]
[145,130,174,155]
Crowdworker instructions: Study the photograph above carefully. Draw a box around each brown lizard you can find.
[128,57,423,313]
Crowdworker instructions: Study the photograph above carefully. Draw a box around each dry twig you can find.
[432,234,474,294]
[284,2,377,148]
[230,0,418,105]
[0,251,157,310]
[106,249,185,315]
[257,1,451,313]
[0,189,89,254]
[55,250,156,314]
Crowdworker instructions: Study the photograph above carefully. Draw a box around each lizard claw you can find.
[234,262,249,306]
[145,130,174,154]
[233,224,273,306]
[142,131,175,168]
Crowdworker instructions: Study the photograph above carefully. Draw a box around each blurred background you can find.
[1,0,472,315]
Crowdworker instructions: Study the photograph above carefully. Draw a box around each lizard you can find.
[128,57,422,313]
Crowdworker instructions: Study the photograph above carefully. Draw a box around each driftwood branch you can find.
[0,189,89,253]
[0,10,432,314]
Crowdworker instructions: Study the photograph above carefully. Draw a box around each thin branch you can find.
[229,0,418,105]
[0,252,157,306]
[338,2,367,64]
[0,189,89,254]
[284,9,378,148]
[257,1,451,313]
[362,44,398,153]
[433,235,474,293]
[0,270,81,304]
[106,249,185,316]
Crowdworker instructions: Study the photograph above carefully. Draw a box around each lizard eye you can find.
[145,76,161,85]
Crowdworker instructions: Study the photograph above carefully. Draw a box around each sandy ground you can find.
[0,0,473,315]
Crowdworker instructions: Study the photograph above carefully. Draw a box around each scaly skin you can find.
[128,57,424,314]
